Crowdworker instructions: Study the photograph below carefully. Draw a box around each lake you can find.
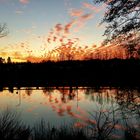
[0,86,140,139]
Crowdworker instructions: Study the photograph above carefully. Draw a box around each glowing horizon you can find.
[0,0,109,62]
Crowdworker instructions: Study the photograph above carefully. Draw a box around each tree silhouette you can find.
[7,57,12,63]
[94,0,140,58]
[0,57,5,63]
[0,23,8,38]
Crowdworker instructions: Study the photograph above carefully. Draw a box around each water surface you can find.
[0,87,140,139]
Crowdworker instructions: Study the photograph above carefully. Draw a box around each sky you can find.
[0,0,107,61]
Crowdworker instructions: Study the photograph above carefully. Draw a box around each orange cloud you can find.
[25,56,44,63]
[55,24,63,32]
[64,20,76,34]
[0,52,6,57]
[47,38,51,43]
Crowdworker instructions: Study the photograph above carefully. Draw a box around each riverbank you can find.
[0,59,140,87]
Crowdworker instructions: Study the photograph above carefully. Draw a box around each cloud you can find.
[73,13,94,32]
[44,12,94,46]
[64,20,76,34]
[55,24,63,35]
[82,2,106,13]
[83,2,98,12]
[19,0,29,4]
[43,2,95,47]
[44,20,77,46]
[80,13,93,20]
[69,9,84,17]
[67,4,95,33]
[26,56,44,62]
[64,13,94,34]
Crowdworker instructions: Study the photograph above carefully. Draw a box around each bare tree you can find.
[0,23,8,38]
[94,0,140,58]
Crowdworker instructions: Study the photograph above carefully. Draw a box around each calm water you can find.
[0,87,140,139]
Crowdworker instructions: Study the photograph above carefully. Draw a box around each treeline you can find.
[0,59,140,87]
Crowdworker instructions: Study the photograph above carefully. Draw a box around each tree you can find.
[0,23,8,38]
[7,57,11,63]
[0,57,5,63]
[94,0,140,58]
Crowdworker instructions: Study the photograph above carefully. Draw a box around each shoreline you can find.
[0,59,140,87]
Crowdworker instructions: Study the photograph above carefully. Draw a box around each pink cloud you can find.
[69,9,84,17]
[83,3,97,11]
[73,13,94,32]
[19,0,29,4]
[82,2,105,13]
[80,13,93,20]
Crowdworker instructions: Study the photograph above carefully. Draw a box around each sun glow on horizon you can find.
[1,0,137,62]
[0,0,108,62]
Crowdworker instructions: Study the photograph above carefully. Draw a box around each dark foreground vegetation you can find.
[0,109,87,140]
[0,59,140,87]
[1,108,140,140]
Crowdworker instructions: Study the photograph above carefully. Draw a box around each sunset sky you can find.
[0,0,107,61]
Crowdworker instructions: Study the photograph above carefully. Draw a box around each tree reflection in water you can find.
[2,86,140,139]
[86,88,140,140]
[115,88,140,140]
